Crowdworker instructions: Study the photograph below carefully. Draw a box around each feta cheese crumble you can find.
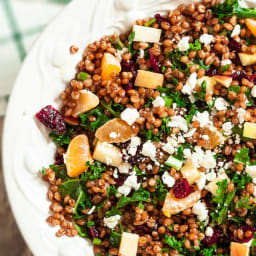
[118,162,132,174]
[128,136,141,156]
[245,165,256,182]
[152,96,165,107]
[221,59,232,66]
[168,116,188,132]
[121,108,139,126]
[251,86,256,97]
[199,34,214,45]
[205,226,214,237]
[196,173,206,190]
[231,24,241,38]
[192,201,208,221]
[162,171,175,188]
[192,111,211,127]
[222,122,233,136]
[182,72,197,95]
[237,108,246,124]
[177,36,190,51]
[142,141,156,159]
[103,215,121,229]
[117,172,140,196]
[214,97,229,111]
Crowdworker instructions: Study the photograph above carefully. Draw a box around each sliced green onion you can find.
[77,72,88,81]
[115,36,124,50]
[93,238,102,245]
[144,18,156,27]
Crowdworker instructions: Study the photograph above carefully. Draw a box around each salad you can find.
[36,0,256,255]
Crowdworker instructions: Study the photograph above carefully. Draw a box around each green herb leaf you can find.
[193,80,207,101]
[164,235,185,253]
[115,36,124,50]
[93,238,102,245]
[236,196,255,210]
[41,167,47,175]
[49,128,73,147]
[144,18,156,27]
[100,100,125,118]
[184,104,197,126]
[81,161,106,182]
[74,223,88,238]
[105,207,122,217]
[87,220,95,228]
[109,230,121,247]
[128,31,135,54]
[50,164,69,181]
[220,64,230,72]
[234,148,250,165]
[153,178,168,203]
[189,39,202,51]
[77,72,88,81]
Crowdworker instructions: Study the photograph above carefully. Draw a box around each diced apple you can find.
[64,116,79,126]
[243,122,256,139]
[101,53,121,80]
[162,190,201,217]
[119,232,139,256]
[134,70,164,89]
[239,52,256,66]
[245,18,256,37]
[72,90,99,117]
[230,242,249,256]
[212,75,232,88]
[133,25,161,43]
[196,76,216,96]
[181,159,201,185]
[205,173,229,196]
[93,141,122,167]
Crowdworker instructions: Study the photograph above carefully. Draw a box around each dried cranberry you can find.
[88,227,98,238]
[54,152,64,165]
[121,60,132,71]
[229,39,242,52]
[136,225,152,235]
[230,71,248,82]
[154,14,169,24]
[248,74,256,83]
[149,50,160,73]
[203,227,222,246]
[36,105,66,134]
[173,179,195,199]
[242,225,255,242]
[206,67,218,77]
[121,61,138,91]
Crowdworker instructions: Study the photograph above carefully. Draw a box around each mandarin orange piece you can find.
[72,90,99,117]
[95,118,136,143]
[162,190,201,217]
[101,53,121,81]
[230,242,249,256]
[66,134,92,177]
[245,18,256,37]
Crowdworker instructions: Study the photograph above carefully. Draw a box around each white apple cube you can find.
[181,159,201,185]
[243,122,256,139]
[205,173,229,196]
[119,232,139,256]
[93,141,122,167]
[135,70,164,89]
[133,25,161,43]
[238,53,256,66]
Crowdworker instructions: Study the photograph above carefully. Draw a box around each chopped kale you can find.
[109,230,122,247]
[184,104,198,126]
[105,207,122,217]
[128,31,135,54]
[144,18,156,27]
[234,148,250,165]
[101,100,125,118]
[220,64,230,72]
[49,128,73,147]
[81,161,106,182]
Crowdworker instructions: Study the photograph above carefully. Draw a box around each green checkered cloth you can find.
[0,0,70,115]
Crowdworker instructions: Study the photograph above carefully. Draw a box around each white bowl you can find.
[3,0,192,255]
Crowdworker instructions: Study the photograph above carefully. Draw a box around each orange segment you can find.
[245,18,256,37]
[162,190,201,217]
[95,118,136,143]
[101,53,121,81]
[65,135,92,177]
[72,90,99,117]
[230,242,249,256]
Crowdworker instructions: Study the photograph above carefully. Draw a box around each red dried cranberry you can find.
[54,152,64,165]
[149,50,160,73]
[136,225,152,236]
[154,14,169,24]
[242,225,255,242]
[115,174,129,188]
[36,105,66,134]
[231,71,248,82]
[229,39,242,52]
[173,179,195,199]
[248,74,256,83]
[88,227,98,238]
[203,227,222,246]
[206,67,218,77]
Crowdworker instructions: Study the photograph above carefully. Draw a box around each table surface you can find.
[0,117,32,256]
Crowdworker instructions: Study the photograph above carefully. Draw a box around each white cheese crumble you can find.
[252,86,256,97]
[196,173,206,190]
[214,97,229,111]
[113,169,118,178]
[87,206,96,215]
[192,201,208,221]
[118,162,132,174]
[162,171,175,188]
[206,171,217,181]
[205,226,214,237]
[128,136,141,156]
[168,116,188,132]
[237,108,246,124]
[245,165,256,182]
[192,111,211,127]
[222,122,233,136]
[181,72,197,95]
[117,172,140,196]
[184,128,197,138]
[177,36,190,51]
[121,108,139,126]
[152,96,165,107]
[199,34,214,45]
[110,132,118,139]
[142,141,156,159]
[221,59,232,66]
[231,24,241,38]
[103,215,121,229]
